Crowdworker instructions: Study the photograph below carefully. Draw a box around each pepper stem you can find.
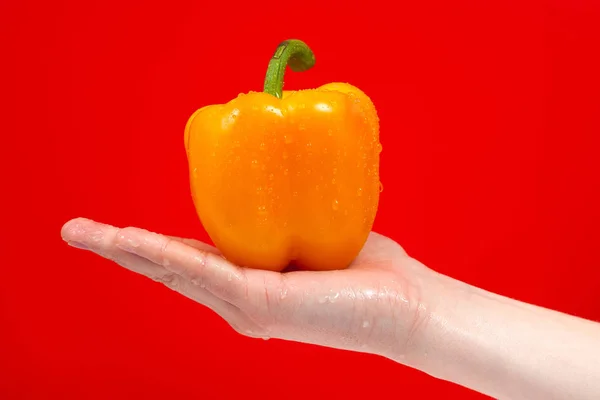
[263,39,316,99]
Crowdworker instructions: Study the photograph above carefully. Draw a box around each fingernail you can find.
[67,241,89,250]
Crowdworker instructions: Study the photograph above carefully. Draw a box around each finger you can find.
[166,235,220,255]
[61,218,245,326]
[348,231,409,272]
[62,218,168,279]
[364,231,408,256]
[109,252,257,334]
[113,225,279,311]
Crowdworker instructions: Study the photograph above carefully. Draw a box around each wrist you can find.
[376,261,493,373]
[383,262,600,400]
[368,257,454,367]
[378,266,506,392]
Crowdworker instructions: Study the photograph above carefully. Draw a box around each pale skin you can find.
[61,217,600,400]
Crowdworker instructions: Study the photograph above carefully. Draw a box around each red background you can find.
[2,0,599,398]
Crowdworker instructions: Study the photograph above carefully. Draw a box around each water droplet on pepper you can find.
[332,199,339,211]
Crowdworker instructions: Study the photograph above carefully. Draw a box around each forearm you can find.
[391,268,600,399]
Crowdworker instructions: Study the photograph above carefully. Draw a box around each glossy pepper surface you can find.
[184,39,382,271]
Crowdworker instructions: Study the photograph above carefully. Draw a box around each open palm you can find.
[61,217,434,362]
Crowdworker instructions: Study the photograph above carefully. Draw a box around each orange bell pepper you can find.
[184,39,382,271]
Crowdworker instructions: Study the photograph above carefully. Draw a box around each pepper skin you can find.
[184,39,382,271]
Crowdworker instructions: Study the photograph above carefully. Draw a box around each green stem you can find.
[263,39,316,99]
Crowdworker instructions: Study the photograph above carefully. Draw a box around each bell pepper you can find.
[184,39,382,272]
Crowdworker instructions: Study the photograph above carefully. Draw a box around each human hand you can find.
[60,217,438,363]
[61,217,600,400]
